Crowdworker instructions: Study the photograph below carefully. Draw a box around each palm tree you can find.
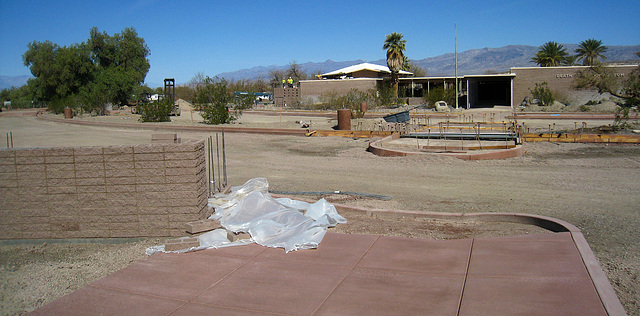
[575,39,608,66]
[531,41,568,67]
[563,55,579,66]
[383,32,406,98]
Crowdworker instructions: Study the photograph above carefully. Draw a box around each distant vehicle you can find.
[434,101,451,112]
[233,92,273,105]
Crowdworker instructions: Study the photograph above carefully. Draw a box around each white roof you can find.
[321,62,412,77]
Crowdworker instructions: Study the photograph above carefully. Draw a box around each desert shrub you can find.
[424,87,455,106]
[529,82,554,106]
[138,99,173,122]
[580,104,591,112]
[193,78,236,125]
[231,92,257,118]
[552,90,570,106]
[375,80,402,107]
[318,89,371,117]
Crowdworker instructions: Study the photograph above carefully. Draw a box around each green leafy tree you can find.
[23,41,94,113]
[87,27,150,106]
[531,41,568,67]
[383,32,406,98]
[563,55,580,66]
[192,77,235,125]
[575,39,608,66]
[1,84,39,109]
[21,27,150,114]
[22,40,59,102]
[233,92,257,112]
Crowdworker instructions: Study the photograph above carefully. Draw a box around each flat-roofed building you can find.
[289,62,638,109]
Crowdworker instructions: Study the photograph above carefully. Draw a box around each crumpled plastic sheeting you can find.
[208,177,347,252]
[145,178,347,255]
[145,229,253,255]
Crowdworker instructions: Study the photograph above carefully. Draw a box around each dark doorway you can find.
[467,76,512,108]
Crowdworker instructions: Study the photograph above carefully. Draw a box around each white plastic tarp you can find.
[209,178,346,252]
[146,178,346,255]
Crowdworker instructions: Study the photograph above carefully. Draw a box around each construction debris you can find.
[185,218,222,234]
[146,178,346,255]
[151,133,180,144]
[209,177,346,252]
[164,237,200,252]
[226,231,251,242]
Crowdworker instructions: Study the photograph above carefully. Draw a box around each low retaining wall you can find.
[367,135,524,160]
[0,141,208,239]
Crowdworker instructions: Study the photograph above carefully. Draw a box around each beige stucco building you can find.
[276,62,637,108]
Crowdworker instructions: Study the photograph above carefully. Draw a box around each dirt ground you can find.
[1,112,639,315]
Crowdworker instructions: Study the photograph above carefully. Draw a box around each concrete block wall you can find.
[274,86,300,107]
[511,65,636,106]
[0,141,208,239]
[299,78,379,104]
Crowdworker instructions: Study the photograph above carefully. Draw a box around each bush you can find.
[424,87,455,106]
[193,78,235,125]
[138,99,173,122]
[375,80,402,107]
[318,89,371,118]
[579,104,591,112]
[233,92,256,113]
[552,91,570,106]
[529,82,554,106]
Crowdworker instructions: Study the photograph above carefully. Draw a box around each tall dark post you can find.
[164,78,175,104]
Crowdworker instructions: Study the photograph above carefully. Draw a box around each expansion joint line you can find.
[310,235,381,315]
[165,247,268,316]
[457,238,474,316]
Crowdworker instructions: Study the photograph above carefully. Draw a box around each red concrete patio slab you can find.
[89,251,248,301]
[468,232,589,278]
[459,276,607,315]
[461,232,608,315]
[192,258,351,315]
[168,302,278,316]
[30,231,620,315]
[357,236,472,275]
[256,232,378,267]
[314,269,465,315]
[29,285,186,316]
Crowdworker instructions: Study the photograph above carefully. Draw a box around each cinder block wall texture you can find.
[511,65,636,106]
[0,141,208,239]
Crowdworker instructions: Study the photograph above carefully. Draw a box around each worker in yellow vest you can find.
[282,79,286,88]
[287,77,293,88]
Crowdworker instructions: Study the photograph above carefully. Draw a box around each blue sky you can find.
[1,0,639,86]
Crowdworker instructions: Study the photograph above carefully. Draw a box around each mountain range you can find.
[0,75,33,91]
[2,44,638,90]
[216,44,640,81]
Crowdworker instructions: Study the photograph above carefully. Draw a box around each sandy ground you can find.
[1,112,639,315]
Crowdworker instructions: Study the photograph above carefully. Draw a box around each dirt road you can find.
[1,114,639,314]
